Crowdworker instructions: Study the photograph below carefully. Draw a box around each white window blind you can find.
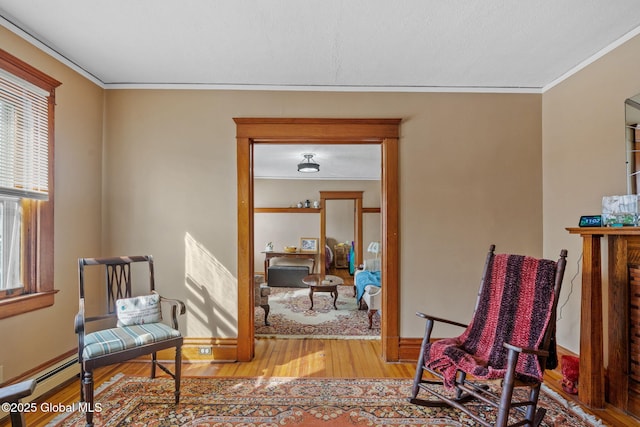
[0,68,50,200]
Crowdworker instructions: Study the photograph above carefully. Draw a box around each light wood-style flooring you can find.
[328,266,354,286]
[3,338,638,426]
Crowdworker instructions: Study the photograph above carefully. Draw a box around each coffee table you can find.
[302,274,344,310]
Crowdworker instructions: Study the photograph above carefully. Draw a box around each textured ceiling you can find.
[2,1,640,179]
[1,0,640,91]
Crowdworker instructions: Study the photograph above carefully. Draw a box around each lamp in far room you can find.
[297,153,320,173]
[367,241,381,258]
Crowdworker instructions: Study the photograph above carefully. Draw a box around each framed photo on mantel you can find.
[300,237,319,253]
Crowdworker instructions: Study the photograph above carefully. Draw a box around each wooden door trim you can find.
[235,118,400,362]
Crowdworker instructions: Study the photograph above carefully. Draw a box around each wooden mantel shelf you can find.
[255,207,321,213]
[254,207,381,214]
[567,226,640,235]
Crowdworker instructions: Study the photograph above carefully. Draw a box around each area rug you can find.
[50,375,604,426]
[255,285,380,339]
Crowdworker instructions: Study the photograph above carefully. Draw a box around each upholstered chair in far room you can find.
[354,258,381,304]
[362,284,381,329]
[409,245,567,427]
[254,274,271,325]
[354,257,382,329]
[75,255,185,427]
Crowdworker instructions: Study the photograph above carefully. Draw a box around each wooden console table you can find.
[567,226,640,416]
[262,251,317,281]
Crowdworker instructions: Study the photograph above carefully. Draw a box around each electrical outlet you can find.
[198,346,212,356]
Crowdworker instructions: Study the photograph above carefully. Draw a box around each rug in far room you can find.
[255,285,380,338]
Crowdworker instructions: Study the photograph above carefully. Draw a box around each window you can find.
[0,197,21,293]
[0,48,60,319]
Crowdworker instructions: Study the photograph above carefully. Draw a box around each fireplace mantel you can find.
[567,227,640,417]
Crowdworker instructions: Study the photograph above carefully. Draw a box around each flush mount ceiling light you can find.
[297,153,320,173]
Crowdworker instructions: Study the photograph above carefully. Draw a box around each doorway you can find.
[320,191,365,276]
[235,118,400,362]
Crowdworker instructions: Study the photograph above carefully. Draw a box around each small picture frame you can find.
[300,237,319,253]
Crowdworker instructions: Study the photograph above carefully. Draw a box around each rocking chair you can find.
[409,245,567,427]
[75,255,185,427]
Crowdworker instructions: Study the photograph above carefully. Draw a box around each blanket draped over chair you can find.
[355,270,381,302]
[423,254,557,389]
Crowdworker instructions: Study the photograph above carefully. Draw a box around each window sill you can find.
[0,290,58,319]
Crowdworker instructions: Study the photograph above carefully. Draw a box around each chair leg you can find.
[410,318,434,400]
[455,371,467,400]
[175,346,182,404]
[496,348,519,427]
[82,370,94,427]
[526,384,545,427]
[261,304,270,326]
[79,366,85,402]
[9,409,26,427]
[368,309,375,329]
[151,352,157,378]
[410,360,425,401]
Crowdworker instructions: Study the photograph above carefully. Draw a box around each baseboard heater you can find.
[267,265,310,287]
[0,354,80,421]
[14,355,79,403]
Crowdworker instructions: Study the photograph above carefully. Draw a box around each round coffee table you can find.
[302,274,344,310]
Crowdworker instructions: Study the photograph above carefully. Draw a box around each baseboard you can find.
[397,337,578,366]
[156,337,238,363]
[398,337,423,361]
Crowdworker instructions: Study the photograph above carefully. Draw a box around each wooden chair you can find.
[254,274,271,325]
[75,255,185,427]
[0,379,36,426]
[409,245,567,427]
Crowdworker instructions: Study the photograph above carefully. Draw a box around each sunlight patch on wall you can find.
[185,232,237,337]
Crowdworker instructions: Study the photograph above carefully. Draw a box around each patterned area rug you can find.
[255,285,380,338]
[51,375,603,426]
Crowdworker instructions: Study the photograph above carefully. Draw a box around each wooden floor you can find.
[3,338,638,426]
[328,266,354,286]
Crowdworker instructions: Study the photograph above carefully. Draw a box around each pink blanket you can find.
[424,254,557,389]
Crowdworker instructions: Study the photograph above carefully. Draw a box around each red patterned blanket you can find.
[424,253,557,388]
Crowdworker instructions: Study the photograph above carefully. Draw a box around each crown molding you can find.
[2,15,638,94]
[543,25,640,92]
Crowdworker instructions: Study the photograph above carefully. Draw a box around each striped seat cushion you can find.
[82,323,181,359]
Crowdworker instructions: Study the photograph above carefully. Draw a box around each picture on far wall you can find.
[300,237,319,253]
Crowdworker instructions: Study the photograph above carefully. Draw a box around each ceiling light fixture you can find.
[297,153,320,173]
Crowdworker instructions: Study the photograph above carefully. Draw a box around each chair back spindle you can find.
[106,263,131,314]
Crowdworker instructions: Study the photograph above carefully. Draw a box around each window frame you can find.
[0,48,61,319]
